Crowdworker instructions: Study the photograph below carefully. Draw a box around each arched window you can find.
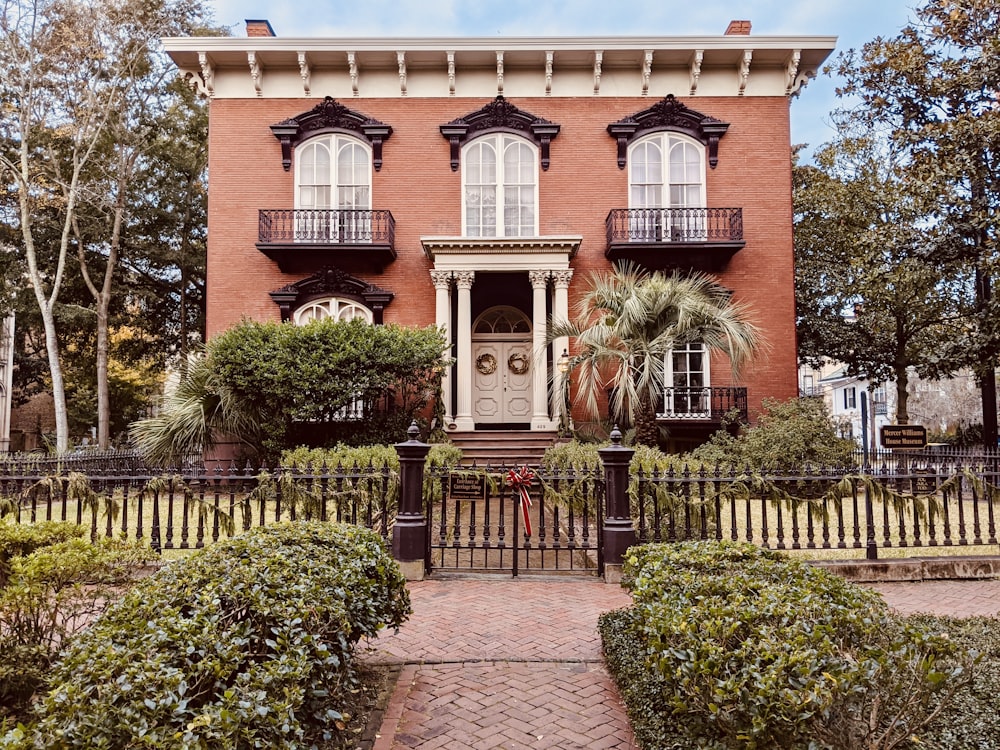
[293,297,373,325]
[295,134,371,241]
[628,133,706,241]
[463,134,537,238]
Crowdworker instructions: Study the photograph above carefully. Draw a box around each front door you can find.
[473,340,533,424]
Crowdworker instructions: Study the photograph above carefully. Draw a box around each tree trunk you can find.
[633,390,660,447]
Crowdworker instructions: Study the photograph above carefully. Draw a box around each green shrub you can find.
[0,531,153,722]
[3,522,409,749]
[689,397,856,470]
[605,541,970,750]
[0,521,86,586]
[282,442,462,471]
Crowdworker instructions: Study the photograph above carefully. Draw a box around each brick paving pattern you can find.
[363,575,1000,749]
[363,578,635,750]
[865,578,1000,617]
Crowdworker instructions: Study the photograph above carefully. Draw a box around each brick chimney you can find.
[725,20,751,35]
[246,19,276,37]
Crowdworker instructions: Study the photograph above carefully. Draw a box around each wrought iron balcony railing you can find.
[658,386,748,421]
[256,208,396,273]
[258,208,395,245]
[606,207,743,244]
[604,208,745,272]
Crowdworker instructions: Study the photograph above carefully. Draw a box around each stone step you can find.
[449,430,560,467]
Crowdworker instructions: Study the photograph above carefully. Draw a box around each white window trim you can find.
[460,132,539,238]
[662,341,711,419]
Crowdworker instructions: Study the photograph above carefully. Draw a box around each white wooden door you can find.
[472,341,532,423]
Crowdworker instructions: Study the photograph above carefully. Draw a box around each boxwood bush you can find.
[602,541,970,750]
[3,522,410,749]
[1,524,152,723]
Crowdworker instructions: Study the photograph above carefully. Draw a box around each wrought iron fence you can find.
[631,461,1000,558]
[3,459,999,563]
[1,464,397,552]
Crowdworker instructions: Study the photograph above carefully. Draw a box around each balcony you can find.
[605,207,745,272]
[257,209,396,273]
[657,387,748,422]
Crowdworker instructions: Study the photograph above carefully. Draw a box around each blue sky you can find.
[206,0,920,158]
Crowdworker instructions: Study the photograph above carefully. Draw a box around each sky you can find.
[204,0,922,159]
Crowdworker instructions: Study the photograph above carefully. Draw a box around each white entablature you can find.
[163,35,836,100]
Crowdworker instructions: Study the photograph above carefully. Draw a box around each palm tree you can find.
[549,263,763,446]
[129,352,262,466]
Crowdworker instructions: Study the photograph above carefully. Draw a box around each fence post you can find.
[394,421,430,581]
[598,426,636,584]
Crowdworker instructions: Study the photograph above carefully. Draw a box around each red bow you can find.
[506,466,535,537]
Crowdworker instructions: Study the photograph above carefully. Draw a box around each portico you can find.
[423,236,580,432]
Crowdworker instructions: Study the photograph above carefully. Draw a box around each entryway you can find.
[472,307,533,426]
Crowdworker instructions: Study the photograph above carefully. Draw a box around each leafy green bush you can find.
[0,528,153,722]
[0,521,86,586]
[689,397,856,470]
[3,522,409,749]
[282,442,462,471]
[210,319,448,458]
[604,541,970,750]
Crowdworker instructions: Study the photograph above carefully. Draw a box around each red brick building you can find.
[164,21,834,449]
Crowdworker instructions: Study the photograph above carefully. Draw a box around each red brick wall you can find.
[206,94,798,417]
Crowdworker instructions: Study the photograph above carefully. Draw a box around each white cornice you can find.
[166,35,835,100]
[422,236,581,271]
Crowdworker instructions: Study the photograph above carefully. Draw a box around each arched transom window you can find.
[463,134,538,238]
[293,297,373,325]
[473,306,531,335]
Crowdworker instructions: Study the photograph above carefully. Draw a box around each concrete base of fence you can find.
[813,555,1000,583]
[603,564,624,585]
[397,560,426,582]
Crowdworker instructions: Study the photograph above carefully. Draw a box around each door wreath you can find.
[507,352,530,375]
[476,353,498,375]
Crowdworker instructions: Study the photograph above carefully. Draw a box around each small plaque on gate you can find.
[912,468,937,495]
[449,473,487,501]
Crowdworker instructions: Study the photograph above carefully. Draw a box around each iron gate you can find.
[425,465,604,576]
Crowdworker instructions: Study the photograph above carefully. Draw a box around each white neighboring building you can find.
[799,362,893,450]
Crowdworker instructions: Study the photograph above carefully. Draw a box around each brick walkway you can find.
[362,578,635,750]
[361,575,1000,750]
[866,578,1000,617]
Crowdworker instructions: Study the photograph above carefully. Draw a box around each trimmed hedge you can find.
[3,522,410,749]
[1,526,153,722]
[603,541,970,750]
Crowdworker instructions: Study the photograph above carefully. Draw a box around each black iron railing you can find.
[258,208,395,245]
[659,386,748,421]
[606,207,743,245]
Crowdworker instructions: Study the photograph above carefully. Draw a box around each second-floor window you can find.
[843,387,857,410]
[629,133,706,241]
[296,134,371,211]
[463,133,537,237]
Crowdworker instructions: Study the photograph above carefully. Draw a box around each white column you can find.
[528,270,553,430]
[551,270,573,430]
[429,270,454,428]
[453,270,476,431]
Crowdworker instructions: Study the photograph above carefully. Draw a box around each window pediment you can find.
[608,94,729,170]
[270,97,392,172]
[440,96,560,171]
[269,266,393,323]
